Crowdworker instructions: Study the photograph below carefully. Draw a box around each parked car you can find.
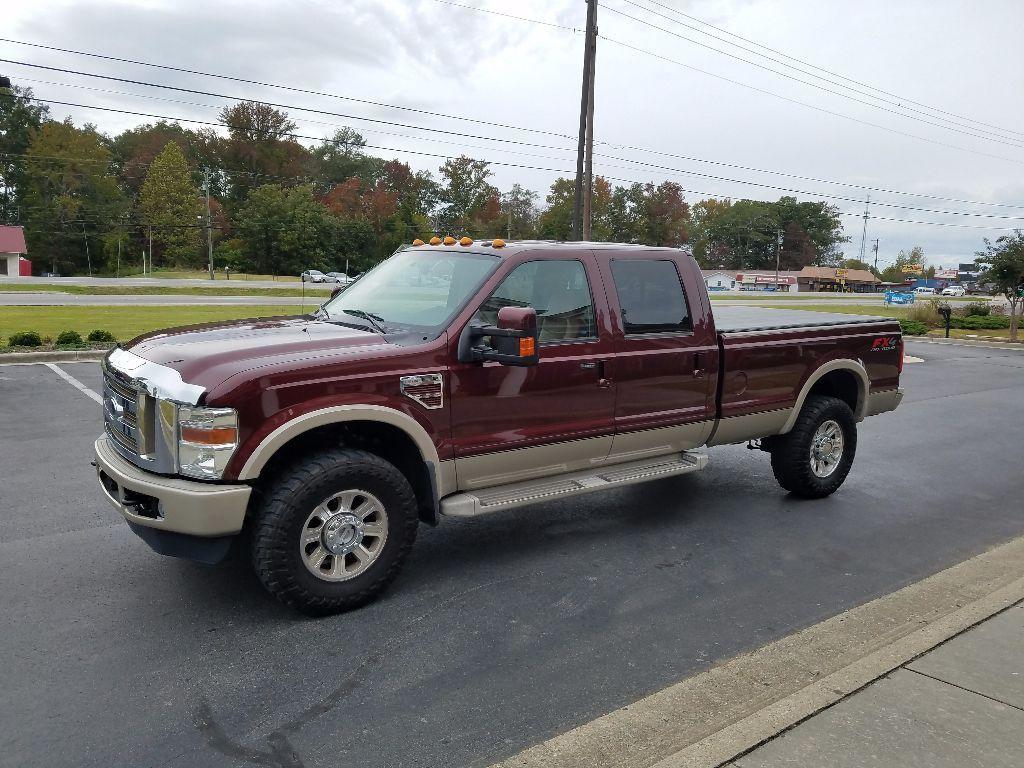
[301,269,328,283]
[915,286,936,295]
[325,272,355,285]
[94,240,904,614]
[940,285,966,297]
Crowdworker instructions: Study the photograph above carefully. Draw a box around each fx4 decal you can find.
[871,336,899,352]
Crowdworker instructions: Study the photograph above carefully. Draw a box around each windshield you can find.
[321,249,501,335]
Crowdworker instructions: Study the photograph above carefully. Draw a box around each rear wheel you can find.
[768,395,857,498]
[250,448,419,615]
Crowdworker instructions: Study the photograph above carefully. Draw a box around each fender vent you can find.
[400,373,443,409]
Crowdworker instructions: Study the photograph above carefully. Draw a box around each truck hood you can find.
[127,315,389,394]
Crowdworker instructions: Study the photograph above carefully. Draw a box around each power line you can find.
[9,52,1024,211]
[598,35,1024,166]
[429,0,577,31]
[634,0,1024,140]
[0,37,576,141]
[613,0,1024,145]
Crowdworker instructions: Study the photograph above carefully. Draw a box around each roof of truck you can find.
[406,240,687,257]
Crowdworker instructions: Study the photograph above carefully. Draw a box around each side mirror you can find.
[458,306,539,366]
[330,285,344,300]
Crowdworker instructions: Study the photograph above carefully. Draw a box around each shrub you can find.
[8,331,43,347]
[87,329,116,343]
[949,315,1011,330]
[55,330,83,346]
[899,319,929,336]
[959,301,990,317]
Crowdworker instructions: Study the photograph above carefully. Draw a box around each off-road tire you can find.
[250,448,418,615]
[768,395,857,499]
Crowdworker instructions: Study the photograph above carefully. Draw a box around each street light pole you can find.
[775,227,783,291]
[203,167,214,280]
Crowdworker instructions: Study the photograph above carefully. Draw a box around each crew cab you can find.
[94,240,904,614]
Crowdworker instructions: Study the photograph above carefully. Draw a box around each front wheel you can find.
[767,395,857,498]
[250,448,419,615]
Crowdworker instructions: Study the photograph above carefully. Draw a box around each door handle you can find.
[580,361,597,370]
[693,352,704,378]
[597,359,611,388]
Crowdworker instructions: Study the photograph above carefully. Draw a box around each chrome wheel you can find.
[299,490,388,582]
[809,420,845,478]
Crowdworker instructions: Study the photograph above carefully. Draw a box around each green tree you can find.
[976,231,1024,341]
[236,184,342,275]
[880,246,926,283]
[219,102,309,205]
[499,184,539,239]
[0,84,51,220]
[436,156,498,234]
[537,177,574,240]
[139,142,202,267]
[312,128,382,188]
[21,119,126,275]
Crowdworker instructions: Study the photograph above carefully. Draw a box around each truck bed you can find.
[712,305,889,334]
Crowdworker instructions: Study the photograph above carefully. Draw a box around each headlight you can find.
[176,406,238,480]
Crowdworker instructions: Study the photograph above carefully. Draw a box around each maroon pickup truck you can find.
[94,240,904,614]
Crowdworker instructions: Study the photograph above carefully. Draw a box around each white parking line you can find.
[44,363,103,404]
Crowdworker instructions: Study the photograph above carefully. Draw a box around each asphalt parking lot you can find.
[1,340,1023,768]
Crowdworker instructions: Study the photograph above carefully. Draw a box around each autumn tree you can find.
[139,142,202,267]
[219,102,308,204]
[312,128,381,187]
[536,177,575,240]
[976,231,1024,341]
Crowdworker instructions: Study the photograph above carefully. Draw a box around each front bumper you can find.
[94,435,251,537]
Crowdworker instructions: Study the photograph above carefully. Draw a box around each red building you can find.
[0,225,30,276]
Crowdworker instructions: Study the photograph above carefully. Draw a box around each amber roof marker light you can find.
[429,236,442,245]
[492,238,506,248]
[412,238,425,246]
[443,236,456,246]
[459,236,473,246]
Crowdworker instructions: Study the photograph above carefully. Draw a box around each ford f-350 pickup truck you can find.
[94,240,904,614]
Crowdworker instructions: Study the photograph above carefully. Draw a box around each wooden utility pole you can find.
[582,17,597,241]
[203,167,215,280]
[572,0,598,241]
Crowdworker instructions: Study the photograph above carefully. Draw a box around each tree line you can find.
[1,84,854,276]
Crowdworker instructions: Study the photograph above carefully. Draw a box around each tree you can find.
[881,246,926,283]
[111,121,197,195]
[436,156,498,234]
[0,84,50,220]
[840,258,876,275]
[312,128,381,187]
[976,231,1024,341]
[537,177,574,240]
[20,119,126,274]
[236,184,345,275]
[140,142,203,267]
[219,102,309,205]
[499,184,539,239]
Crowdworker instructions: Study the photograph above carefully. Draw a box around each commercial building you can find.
[701,266,880,293]
[795,266,879,293]
[0,226,30,276]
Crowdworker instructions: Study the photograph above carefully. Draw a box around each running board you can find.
[440,451,708,518]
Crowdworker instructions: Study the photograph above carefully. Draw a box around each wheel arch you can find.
[237,406,450,524]
[780,360,869,434]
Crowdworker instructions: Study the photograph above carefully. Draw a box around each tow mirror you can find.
[458,306,539,366]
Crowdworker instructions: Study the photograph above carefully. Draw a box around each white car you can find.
[301,269,328,283]
[325,272,355,285]
[941,285,966,297]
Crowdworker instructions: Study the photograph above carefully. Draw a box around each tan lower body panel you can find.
[706,408,792,447]
[864,387,904,418]
[454,421,714,492]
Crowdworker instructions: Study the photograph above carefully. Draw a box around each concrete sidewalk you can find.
[732,603,1024,768]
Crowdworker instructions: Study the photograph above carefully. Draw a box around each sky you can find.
[3,0,1023,269]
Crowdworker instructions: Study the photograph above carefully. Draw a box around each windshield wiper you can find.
[341,308,388,334]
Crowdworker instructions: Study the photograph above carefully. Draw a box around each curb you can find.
[0,349,110,365]
[489,535,1024,768]
[908,337,1024,350]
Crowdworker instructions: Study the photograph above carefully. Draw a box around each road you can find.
[0,275,305,289]
[0,293,313,306]
[1,341,1022,768]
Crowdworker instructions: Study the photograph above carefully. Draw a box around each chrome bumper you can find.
[94,435,250,537]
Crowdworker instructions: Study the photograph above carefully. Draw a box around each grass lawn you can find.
[0,305,307,344]
[758,303,906,318]
[0,283,331,298]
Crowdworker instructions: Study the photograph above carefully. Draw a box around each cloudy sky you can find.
[3,0,1023,268]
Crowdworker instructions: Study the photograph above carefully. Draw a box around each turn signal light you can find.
[180,425,238,446]
[459,236,473,246]
[519,337,536,357]
[429,236,441,245]
[443,236,456,245]
[412,238,424,246]
[492,238,506,248]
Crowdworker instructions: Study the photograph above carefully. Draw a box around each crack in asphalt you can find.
[191,574,532,767]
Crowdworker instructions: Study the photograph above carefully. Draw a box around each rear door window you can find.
[609,259,691,334]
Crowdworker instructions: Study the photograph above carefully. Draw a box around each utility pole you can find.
[572,0,598,241]
[147,225,153,276]
[83,222,92,277]
[774,228,783,291]
[508,204,512,239]
[857,193,871,263]
[203,167,215,280]
[871,238,880,274]
[582,11,598,241]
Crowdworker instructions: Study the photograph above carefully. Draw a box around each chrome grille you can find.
[103,366,141,457]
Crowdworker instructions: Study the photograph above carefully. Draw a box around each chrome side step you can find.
[439,450,707,518]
